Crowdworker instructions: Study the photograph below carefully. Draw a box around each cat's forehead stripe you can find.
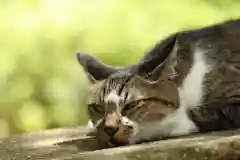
[104,91,121,104]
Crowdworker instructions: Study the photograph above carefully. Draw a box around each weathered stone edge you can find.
[60,130,240,160]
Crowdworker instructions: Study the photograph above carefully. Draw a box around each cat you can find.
[76,19,240,148]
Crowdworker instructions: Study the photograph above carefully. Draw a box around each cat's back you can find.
[167,19,240,105]
[178,19,240,105]
[177,19,240,63]
[180,19,240,41]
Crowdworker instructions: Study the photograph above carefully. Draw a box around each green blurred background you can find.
[0,0,239,138]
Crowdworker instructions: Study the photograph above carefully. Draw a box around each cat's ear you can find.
[76,52,117,83]
[146,46,179,82]
[144,62,166,81]
[136,34,177,78]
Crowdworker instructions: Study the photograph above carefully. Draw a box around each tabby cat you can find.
[77,19,240,148]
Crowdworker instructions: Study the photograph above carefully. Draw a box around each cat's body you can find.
[77,19,240,147]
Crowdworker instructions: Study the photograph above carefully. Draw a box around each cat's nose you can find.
[104,126,118,136]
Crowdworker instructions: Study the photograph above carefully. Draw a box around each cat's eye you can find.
[124,101,138,110]
[88,104,105,113]
[123,103,133,110]
[121,104,132,115]
[122,100,144,114]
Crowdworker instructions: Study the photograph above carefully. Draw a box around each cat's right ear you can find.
[76,52,118,83]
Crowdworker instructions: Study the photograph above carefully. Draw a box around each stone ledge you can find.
[0,126,240,160]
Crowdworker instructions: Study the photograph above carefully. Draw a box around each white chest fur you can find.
[169,48,211,136]
[178,49,210,108]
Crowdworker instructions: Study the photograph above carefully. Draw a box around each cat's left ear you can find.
[138,37,178,81]
[135,34,177,79]
[76,52,118,83]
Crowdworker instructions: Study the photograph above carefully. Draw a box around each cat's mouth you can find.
[103,129,132,147]
[87,118,136,147]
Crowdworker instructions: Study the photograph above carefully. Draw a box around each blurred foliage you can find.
[0,0,239,138]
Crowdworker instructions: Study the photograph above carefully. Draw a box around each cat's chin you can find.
[90,134,132,149]
[106,127,136,147]
[108,138,130,147]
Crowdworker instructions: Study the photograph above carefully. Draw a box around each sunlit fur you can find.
[78,19,240,147]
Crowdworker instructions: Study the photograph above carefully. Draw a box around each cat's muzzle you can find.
[88,115,135,147]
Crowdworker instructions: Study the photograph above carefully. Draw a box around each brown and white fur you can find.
[77,19,240,147]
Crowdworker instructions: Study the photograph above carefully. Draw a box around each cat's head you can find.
[76,38,180,147]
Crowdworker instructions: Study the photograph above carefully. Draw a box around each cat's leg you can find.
[127,108,196,144]
[127,119,173,144]
[167,106,198,136]
[127,104,198,144]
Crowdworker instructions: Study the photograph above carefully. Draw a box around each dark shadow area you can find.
[55,136,103,152]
